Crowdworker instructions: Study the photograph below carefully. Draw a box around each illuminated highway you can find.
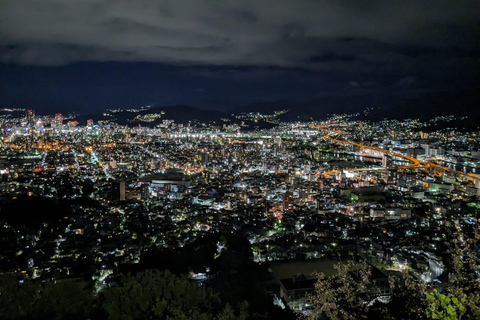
[323,128,480,183]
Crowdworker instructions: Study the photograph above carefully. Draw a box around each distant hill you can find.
[72,88,480,128]
[233,96,378,121]
[75,105,230,126]
[233,88,480,124]
[149,105,229,124]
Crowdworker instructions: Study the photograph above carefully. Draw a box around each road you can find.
[323,128,480,182]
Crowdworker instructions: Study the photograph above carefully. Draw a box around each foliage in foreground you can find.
[0,270,248,320]
[102,269,248,320]
[1,231,478,320]
[0,277,93,320]
[302,231,480,320]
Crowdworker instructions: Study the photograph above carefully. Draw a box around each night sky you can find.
[0,1,479,114]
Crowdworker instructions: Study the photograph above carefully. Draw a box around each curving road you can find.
[323,128,480,182]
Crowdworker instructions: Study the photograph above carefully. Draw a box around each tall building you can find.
[53,113,63,129]
[382,154,392,169]
[283,191,294,212]
[382,154,397,184]
[26,109,35,126]
[202,153,210,167]
[112,180,126,201]
[55,113,63,123]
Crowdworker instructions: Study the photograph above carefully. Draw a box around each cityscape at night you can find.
[1,1,479,320]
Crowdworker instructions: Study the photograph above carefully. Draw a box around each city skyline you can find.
[1,2,480,319]
[1,109,479,318]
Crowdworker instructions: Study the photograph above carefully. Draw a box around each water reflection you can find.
[434,160,477,174]
[320,151,479,174]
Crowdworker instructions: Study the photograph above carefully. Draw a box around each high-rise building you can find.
[53,113,63,129]
[382,154,392,169]
[112,180,126,201]
[382,154,397,184]
[26,109,35,126]
[55,113,63,122]
[283,191,294,212]
[202,153,210,166]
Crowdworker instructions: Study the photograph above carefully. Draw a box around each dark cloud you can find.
[310,53,356,63]
[0,0,478,113]
[0,0,478,67]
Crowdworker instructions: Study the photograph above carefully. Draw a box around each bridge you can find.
[323,129,480,189]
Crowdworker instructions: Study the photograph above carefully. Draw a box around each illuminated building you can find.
[111,180,126,201]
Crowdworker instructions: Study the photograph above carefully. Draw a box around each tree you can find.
[298,228,480,320]
[437,230,480,320]
[303,261,386,320]
[33,280,93,320]
[303,261,430,320]
[101,269,247,320]
[426,289,466,320]
[0,276,93,320]
[388,271,428,320]
[0,276,38,319]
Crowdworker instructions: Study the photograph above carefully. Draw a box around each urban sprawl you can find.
[1,108,479,311]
